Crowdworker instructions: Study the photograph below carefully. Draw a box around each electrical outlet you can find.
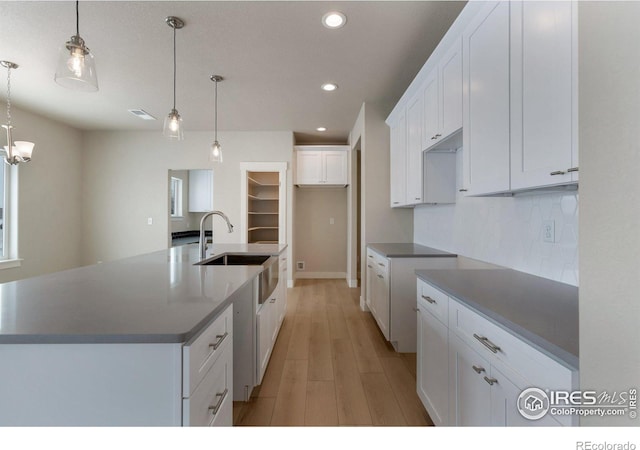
[147,217,153,225]
[296,261,305,271]
[542,220,555,243]
[330,217,335,225]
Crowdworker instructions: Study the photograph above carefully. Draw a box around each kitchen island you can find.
[0,243,286,426]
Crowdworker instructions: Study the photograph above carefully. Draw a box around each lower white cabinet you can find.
[417,293,449,426]
[256,254,287,384]
[416,278,578,426]
[366,247,456,351]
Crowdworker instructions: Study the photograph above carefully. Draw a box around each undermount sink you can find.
[197,254,271,266]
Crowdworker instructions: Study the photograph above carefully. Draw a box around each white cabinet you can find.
[462,1,511,195]
[406,93,424,204]
[256,254,287,384]
[389,112,407,207]
[188,169,213,212]
[417,289,450,426]
[182,304,233,426]
[423,38,463,151]
[388,105,456,208]
[510,1,578,190]
[416,277,578,426]
[295,146,349,186]
[366,248,457,352]
[461,1,578,195]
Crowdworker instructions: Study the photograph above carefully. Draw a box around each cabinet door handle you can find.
[483,376,498,386]
[473,333,501,354]
[377,274,384,279]
[567,167,579,173]
[550,170,566,176]
[431,135,438,140]
[434,134,442,138]
[393,201,400,205]
[208,388,229,416]
[270,298,276,303]
[421,295,436,304]
[368,255,373,259]
[472,365,485,374]
[209,332,229,351]
[459,189,468,192]
[378,263,385,267]
[367,265,373,268]
[414,197,421,201]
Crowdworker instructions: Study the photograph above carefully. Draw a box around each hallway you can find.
[233,279,433,426]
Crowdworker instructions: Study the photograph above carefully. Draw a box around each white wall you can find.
[0,103,83,283]
[579,2,640,425]
[350,103,414,305]
[294,187,347,276]
[81,130,293,265]
[414,151,579,286]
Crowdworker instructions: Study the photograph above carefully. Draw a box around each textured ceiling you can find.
[0,1,466,143]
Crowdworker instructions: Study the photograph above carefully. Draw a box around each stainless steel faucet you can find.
[199,211,234,259]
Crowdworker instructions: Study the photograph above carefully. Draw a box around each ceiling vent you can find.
[128,109,157,120]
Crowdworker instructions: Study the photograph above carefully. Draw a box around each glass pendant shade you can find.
[54,36,98,92]
[163,109,183,140]
[210,141,223,163]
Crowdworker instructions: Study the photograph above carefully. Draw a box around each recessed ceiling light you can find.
[322,11,347,29]
[316,127,327,132]
[321,83,338,92]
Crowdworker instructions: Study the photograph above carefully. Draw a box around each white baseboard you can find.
[360,295,370,312]
[347,279,358,288]
[295,271,347,279]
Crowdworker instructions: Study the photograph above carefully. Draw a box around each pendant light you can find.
[209,75,223,163]
[54,0,98,92]
[163,16,185,140]
[1,61,34,165]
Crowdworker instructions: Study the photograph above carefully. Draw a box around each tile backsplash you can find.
[413,153,579,286]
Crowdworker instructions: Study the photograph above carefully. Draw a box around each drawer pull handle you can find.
[459,189,468,192]
[377,274,384,279]
[550,170,566,176]
[209,332,229,351]
[270,298,276,303]
[421,295,436,304]
[483,376,498,386]
[208,388,228,416]
[378,263,385,267]
[472,365,485,374]
[368,255,373,259]
[567,167,579,173]
[367,265,373,268]
[473,333,501,354]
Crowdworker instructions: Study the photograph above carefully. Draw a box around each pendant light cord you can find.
[172,25,177,110]
[75,0,80,36]
[214,79,218,141]
[6,65,11,127]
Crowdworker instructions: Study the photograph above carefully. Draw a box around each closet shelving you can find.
[247,172,280,244]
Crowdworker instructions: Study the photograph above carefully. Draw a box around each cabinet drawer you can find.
[448,298,575,395]
[417,279,449,325]
[183,343,232,426]
[183,304,233,396]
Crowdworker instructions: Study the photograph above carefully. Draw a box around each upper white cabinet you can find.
[389,112,407,207]
[462,1,511,195]
[188,169,214,212]
[389,1,578,197]
[295,146,349,186]
[510,1,578,190]
[406,93,424,204]
[424,38,463,151]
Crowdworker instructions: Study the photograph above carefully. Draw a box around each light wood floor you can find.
[233,279,434,426]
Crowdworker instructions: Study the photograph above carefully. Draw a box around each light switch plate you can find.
[542,220,555,243]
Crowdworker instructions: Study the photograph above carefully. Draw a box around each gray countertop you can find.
[0,243,286,345]
[368,243,457,258]
[415,269,579,370]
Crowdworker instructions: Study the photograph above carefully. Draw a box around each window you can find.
[170,176,183,218]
